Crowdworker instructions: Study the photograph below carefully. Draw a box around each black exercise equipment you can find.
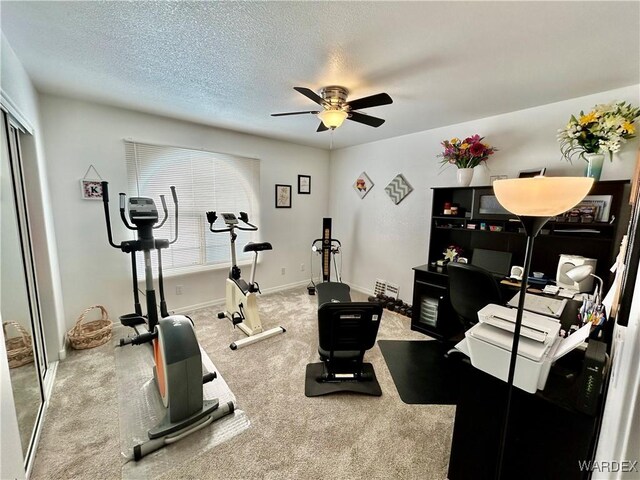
[102,181,232,460]
[305,282,383,397]
[308,217,342,295]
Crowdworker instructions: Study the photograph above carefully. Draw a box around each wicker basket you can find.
[3,321,34,369]
[67,305,113,350]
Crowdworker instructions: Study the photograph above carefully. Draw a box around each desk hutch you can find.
[411,180,630,340]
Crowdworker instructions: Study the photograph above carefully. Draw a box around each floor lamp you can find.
[492,176,594,480]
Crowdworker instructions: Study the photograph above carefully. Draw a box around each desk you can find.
[411,264,582,340]
[448,348,601,480]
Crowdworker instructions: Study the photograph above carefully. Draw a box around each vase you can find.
[584,153,605,181]
[457,167,474,187]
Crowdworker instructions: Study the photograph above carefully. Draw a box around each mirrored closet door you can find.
[1,110,47,469]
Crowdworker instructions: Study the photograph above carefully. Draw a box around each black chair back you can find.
[317,302,382,356]
[447,262,502,329]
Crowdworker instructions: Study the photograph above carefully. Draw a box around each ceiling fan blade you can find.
[348,111,385,128]
[347,92,393,111]
[317,122,329,132]
[294,87,327,106]
[271,111,319,117]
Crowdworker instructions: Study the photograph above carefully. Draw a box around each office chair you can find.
[305,282,383,397]
[447,262,503,331]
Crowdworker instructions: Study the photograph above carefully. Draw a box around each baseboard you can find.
[171,279,314,314]
[261,278,313,295]
[349,283,375,297]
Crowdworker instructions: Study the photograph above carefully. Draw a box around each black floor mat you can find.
[378,340,462,405]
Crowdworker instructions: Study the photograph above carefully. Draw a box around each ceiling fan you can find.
[271,86,393,132]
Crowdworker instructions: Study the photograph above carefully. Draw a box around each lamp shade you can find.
[493,177,594,217]
[318,109,348,129]
[565,264,594,283]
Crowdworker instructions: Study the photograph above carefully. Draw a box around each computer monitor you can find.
[471,248,512,277]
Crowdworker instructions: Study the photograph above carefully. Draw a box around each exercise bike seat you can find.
[243,242,273,252]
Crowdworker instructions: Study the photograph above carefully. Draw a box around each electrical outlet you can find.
[300,263,305,272]
[176,285,183,295]
[281,267,286,275]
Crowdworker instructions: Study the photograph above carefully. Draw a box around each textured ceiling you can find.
[2,1,639,150]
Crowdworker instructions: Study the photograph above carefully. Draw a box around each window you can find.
[125,141,260,273]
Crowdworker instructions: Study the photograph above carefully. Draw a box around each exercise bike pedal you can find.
[217,312,226,319]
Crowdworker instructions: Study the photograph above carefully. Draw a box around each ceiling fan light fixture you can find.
[317,109,348,129]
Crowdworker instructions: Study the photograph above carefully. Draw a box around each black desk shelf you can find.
[428,181,631,291]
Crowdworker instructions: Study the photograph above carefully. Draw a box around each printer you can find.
[456,304,588,393]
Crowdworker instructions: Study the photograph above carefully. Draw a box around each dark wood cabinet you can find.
[449,350,601,480]
[411,180,630,340]
[410,265,459,340]
[428,180,630,292]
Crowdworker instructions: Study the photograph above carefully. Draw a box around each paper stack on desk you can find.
[507,292,567,318]
[456,304,588,394]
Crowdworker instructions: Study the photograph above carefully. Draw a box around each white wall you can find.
[38,94,330,332]
[328,85,640,299]
[1,33,66,358]
[0,32,59,479]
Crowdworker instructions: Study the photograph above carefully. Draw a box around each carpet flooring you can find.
[29,287,456,479]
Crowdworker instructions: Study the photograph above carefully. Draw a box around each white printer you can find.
[456,304,589,393]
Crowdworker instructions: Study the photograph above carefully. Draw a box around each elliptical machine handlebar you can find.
[102,181,120,249]
[119,193,136,230]
[102,181,179,247]
[168,186,178,244]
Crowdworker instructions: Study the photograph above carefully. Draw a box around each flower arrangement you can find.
[443,245,463,262]
[557,101,640,162]
[438,135,497,169]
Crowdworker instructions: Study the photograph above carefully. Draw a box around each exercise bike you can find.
[102,182,233,460]
[206,211,286,350]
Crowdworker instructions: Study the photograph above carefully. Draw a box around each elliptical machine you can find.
[206,211,286,350]
[102,182,233,460]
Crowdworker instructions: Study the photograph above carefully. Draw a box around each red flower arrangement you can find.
[438,135,497,168]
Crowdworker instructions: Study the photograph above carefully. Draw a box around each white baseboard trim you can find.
[171,279,313,314]
[349,283,375,297]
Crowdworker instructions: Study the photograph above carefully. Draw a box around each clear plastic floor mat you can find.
[113,325,250,479]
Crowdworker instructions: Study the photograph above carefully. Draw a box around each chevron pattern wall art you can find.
[385,174,413,205]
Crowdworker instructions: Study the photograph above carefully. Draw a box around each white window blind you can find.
[125,140,260,273]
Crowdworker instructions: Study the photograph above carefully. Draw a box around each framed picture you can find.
[80,179,103,200]
[353,171,374,199]
[518,168,546,178]
[298,175,311,194]
[275,184,292,208]
[558,194,612,223]
[385,173,413,205]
